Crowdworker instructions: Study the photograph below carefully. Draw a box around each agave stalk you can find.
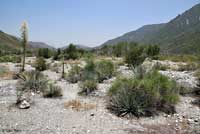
[21,21,28,72]
[62,55,65,79]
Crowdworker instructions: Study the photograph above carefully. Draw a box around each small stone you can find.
[19,100,30,109]
[90,113,95,116]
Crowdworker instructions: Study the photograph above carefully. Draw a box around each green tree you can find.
[125,45,145,67]
[146,45,160,57]
[64,44,79,60]
[21,21,28,72]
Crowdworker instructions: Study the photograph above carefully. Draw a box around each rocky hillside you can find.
[102,3,200,54]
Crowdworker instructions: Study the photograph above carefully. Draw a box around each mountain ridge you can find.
[101,3,200,54]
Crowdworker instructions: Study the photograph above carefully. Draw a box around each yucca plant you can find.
[107,71,180,118]
[20,21,28,72]
[16,70,48,93]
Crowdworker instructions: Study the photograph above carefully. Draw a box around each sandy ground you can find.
[0,60,200,134]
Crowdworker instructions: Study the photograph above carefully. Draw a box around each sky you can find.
[0,0,200,48]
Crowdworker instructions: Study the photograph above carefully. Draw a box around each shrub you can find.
[79,80,97,95]
[95,60,115,82]
[125,45,145,67]
[35,57,47,71]
[107,71,180,117]
[43,83,63,98]
[16,71,48,93]
[66,65,82,83]
[0,55,21,63]
[81,58,97,81]
[16,71,49,103]
[146,45,160,57]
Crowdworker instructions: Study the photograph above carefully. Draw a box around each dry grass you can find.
[64,99,96,111]
[64,60,81,65]
[0,65,13,80]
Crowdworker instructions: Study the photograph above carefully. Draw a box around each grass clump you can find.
[79,80,97,95]
[107,70,180,117]
[43,83,63,98]
[95,60,115,82]
[66,65,82,83]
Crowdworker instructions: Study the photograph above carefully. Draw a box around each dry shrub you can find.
[64,100,96,111]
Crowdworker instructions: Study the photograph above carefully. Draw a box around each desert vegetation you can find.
[1,2,200,133]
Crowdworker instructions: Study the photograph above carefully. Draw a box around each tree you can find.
[64,44,78,60]
[125,45,145,67]
[146,45,160,57]
[21,21,28,72]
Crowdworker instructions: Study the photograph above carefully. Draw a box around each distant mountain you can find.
[0,30,55,54]
[102,3,200,54]
[61,44,92,51]
[29,41,55,50]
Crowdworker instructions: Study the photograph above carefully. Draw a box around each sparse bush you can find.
[66,65,82,83]
[95,60,115,82]
[43,83,63,98]
[79,80,97,95]
[35,57,47,71]
[107,71,180,117]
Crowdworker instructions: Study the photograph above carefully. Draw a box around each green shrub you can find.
[35,57,47,71]
[107,71,180,117]
[79,80,97,95]
[43,83,63,98]
[95,60,115,82]
[81,58,97,81]
[0,55,21,63]
[125,46,145,67]
[66,65,82,83]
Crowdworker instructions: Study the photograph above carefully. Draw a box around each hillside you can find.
[29,41,55,50]
[102,3,200,54]
[0,30,21,53]
[0,31,55,54]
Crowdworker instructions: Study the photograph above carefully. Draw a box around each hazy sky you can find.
[0,0,199,48]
